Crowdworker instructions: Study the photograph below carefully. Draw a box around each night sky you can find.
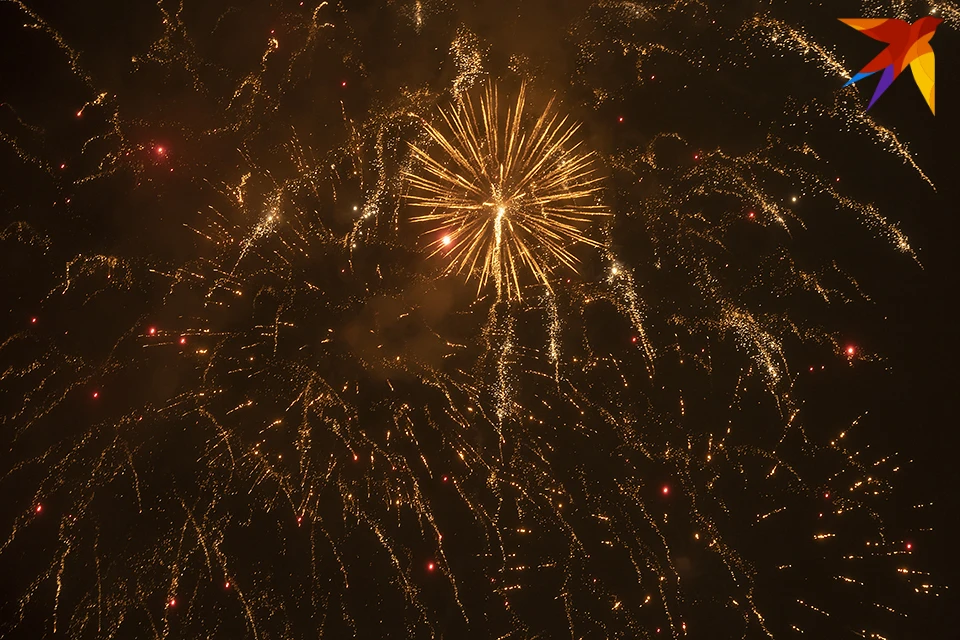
[0,0,956,638]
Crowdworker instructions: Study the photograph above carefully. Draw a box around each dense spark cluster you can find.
[405,82,608,300]
[0,1,942,639]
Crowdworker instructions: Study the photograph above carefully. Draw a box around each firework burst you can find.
[404,82,608,300]
[0,1,943,639]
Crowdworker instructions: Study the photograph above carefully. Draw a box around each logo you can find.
[840,17,941,114]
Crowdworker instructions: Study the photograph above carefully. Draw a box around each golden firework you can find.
[404,82,608,300]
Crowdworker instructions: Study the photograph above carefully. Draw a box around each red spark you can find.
[148,327,156,335]
[824,492,830,499]
[906,542,913,550]
[846,345,856,356]
[618,116,624,123]
[76,110,83,117]
[748,211,755,219]
[179,337,186,345]
[92,391,99,399]
[36,504,42,513]
[169,598,176,607]
[427,561,435,572]
[353,453,358,461]
[31,317,37,324]
[341,81,347,87]
[693,153,699,160]
[661,485,670,495]
[156,146,166,156]
[442,475,449,482]
[225,581,231,589]
[631,336,638,343]
[809,366,814,372]
[60,164,66,169]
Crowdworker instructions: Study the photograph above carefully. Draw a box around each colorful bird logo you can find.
[840,17,941,114]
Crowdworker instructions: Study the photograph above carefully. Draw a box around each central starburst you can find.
[404,82,608,300]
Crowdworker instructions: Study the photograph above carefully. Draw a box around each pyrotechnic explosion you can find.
[405,81,608,300]
[0,1,942,638]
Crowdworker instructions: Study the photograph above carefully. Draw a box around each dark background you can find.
[0,0,956,638]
